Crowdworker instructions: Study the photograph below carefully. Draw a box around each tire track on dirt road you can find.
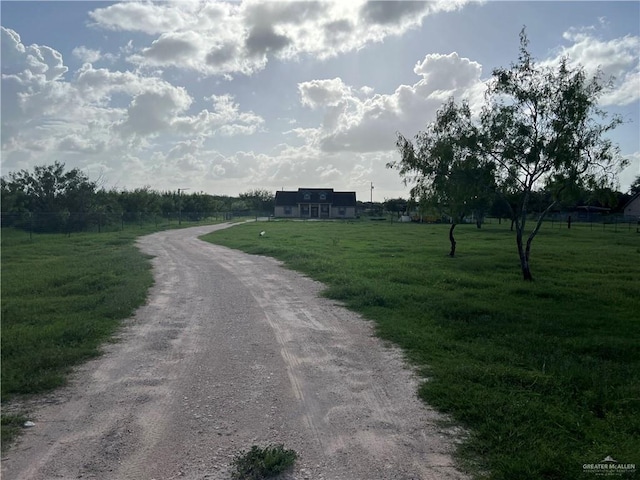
[2,224,469,480]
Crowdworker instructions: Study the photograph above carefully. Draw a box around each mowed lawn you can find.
[1,228,154,399]
[1,218,238,444]
[1,218,229,405]
[202,220,640,480]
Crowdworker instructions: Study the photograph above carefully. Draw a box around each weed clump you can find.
[1,414,28,451]
[230,444,298,480]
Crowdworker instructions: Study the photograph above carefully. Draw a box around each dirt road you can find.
[2,224,468,480]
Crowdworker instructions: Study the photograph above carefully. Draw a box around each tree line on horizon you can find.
[1,162,276,233]
[3,159,634,235]
[382,179,637,224]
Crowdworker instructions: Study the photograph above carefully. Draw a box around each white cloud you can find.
[298,51,485,153]
[147,142,387,198]
[1,27,265,185]
[58,134,106,154]
[360,1,431,25]
[549,29,640,106]
[75,64,144,101]
[298,78,354,108]
[3,5,637,200]
[141,32,200,62]
[3,32,68,84]
[619,151,640,192]
[413,52,482,91]
[116,85,193,137]
[231,144,395,195]
[87,0,471,77]
[294,29,638,156]
[172,94,264,137]
[601,70,640,107]
[1,26,68,85]
[1,27,74,146]
[72,46,102,63]
[88,2,195,35]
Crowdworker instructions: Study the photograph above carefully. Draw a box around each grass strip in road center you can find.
[201,220,640,480]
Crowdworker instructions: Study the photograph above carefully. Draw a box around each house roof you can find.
[274,188,356,207]
[332,192,357,206]
[623,192,640,210]
[274,191,298,206]
[298,188,334,203]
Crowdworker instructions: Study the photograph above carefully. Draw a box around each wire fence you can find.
[541,211,640,233]
[0,210,274,240]
[2,210,638,242]
[480,214,638,232]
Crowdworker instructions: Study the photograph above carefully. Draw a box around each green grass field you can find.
[202,219,640,480]
[2,218,638,478]
[0,219,231,447]
[1,228,154,400]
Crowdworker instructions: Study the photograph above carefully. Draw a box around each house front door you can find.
[320,204,329,218]
[311,205,319,218]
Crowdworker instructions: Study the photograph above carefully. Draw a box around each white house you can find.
[274,188,357,219]
[623,193,640,220]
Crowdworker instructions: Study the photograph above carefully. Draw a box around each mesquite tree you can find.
[390,29,625,280]
[393,99,495,257]
[1,161,97,232]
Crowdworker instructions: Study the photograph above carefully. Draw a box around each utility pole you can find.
[370,182,374,204]
[178,188,189,225]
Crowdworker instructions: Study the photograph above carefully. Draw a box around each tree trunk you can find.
[516,225,533,281]
[449,223,457,257]
[515,201,557,281]
[520,261,533,281]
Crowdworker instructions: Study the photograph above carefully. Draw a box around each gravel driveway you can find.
[2,224,469,480]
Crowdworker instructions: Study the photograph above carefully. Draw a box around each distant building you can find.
[623,193,640,220]
[274,188,357,219]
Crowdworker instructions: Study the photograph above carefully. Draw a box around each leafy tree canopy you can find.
[629,175,640,196]
[389,28,625,279]
[239,188,275,212]
[383,197,408,214]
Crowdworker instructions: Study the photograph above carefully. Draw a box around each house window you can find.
[319,193,326,200]
[338,207,346,216]
[303,193,310,200]
[284,206,292,215]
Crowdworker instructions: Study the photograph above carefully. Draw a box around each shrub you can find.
[231,444,298,480]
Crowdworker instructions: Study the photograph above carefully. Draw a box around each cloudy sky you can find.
[1,1,639,201]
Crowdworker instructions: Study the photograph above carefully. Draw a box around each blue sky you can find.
[2,1,639,201]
